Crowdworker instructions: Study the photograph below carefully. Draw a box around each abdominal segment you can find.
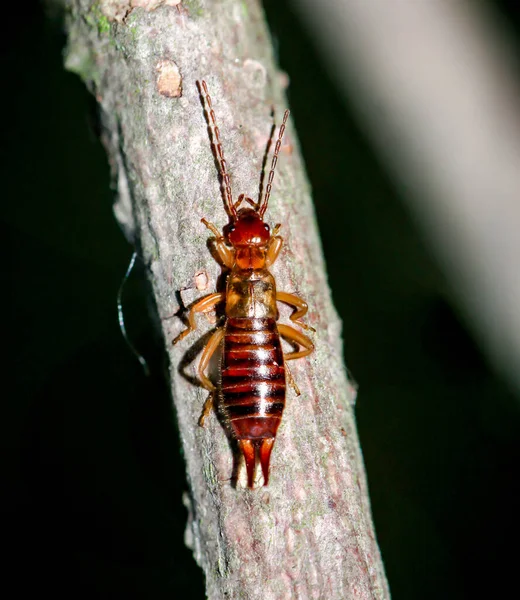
[221,317,286,440]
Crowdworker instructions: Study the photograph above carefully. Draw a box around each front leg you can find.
[265,225,283,268]
[173,292,224,344]
[201,218,235,268]
[276,291,315,332]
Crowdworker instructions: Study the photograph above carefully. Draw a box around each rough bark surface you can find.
[63,1,390,598]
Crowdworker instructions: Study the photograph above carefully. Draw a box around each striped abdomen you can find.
[221,317,286,441]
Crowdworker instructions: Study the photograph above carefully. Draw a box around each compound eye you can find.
[224,223,235,238]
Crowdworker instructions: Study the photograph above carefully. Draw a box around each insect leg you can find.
[276,291,316,331]
[285,363,301,396]
[265,233,284,267]
[197,327,225,426]
[278,323,314,360]
[201,218,235,268]
[173,292,224,344]
[213,239,235,269]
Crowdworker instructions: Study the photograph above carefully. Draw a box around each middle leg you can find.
[277,291,315,332]
[173,292,224,345]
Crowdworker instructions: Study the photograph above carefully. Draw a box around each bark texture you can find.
[63,1,390,598]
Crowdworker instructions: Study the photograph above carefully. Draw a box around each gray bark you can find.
[62,1,390,598]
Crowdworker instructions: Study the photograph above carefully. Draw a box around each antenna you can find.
[201,80,237,219]
[258,109,290,218]
[258,119,276,208]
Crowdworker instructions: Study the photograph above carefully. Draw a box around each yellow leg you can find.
[173,292,224,345]
[278,323,314,361]
[197,327,225,426]
[285,363,301,396]
[276,291,315,332]
[266,234,284,267]
[201,219,235,268]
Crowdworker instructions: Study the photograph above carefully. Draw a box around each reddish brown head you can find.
[225,208,270,247]
[224,207,270,270]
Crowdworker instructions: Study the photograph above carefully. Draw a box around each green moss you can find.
[84,2,112,36]
[184,0,204,17]
[97,14,111,34]
[129,24,139,42]
[203,459,218,485]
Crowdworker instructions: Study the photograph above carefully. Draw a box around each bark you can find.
[62,1,390,598]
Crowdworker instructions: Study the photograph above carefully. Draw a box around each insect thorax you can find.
[225,269,277,319]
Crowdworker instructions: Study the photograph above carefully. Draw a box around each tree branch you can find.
[62,1,390,598]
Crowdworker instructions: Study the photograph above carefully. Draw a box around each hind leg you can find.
[285,364,301,396]
[197,327,225,426]
[278,323,314,361]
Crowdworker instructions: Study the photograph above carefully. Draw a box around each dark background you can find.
[3,1,519,597]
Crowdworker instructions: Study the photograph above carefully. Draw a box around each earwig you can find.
[173,81,315,488]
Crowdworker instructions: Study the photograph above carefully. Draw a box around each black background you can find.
[3,1,519,597]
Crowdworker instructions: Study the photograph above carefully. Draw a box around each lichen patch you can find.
[156,59,182,98]
[132,0,181,9]
[100,0,182,22]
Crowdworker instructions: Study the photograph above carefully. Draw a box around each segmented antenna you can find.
[201,80,237,219]
[259,109,290,218]
[258,120,276,207]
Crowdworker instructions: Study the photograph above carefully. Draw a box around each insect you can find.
[173,80,314,488]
